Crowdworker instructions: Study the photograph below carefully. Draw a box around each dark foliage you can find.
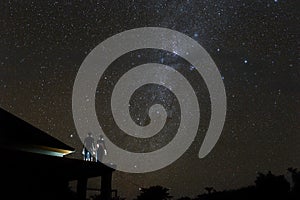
[134,185,173,200]
[132,168,300,200]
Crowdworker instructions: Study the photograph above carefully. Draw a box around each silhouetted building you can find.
[0,107,115,200]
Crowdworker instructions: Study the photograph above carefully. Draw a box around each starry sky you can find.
[0,0,299,199]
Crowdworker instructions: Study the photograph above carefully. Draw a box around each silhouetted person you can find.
[96,135,107,162]
[83,132,95,161]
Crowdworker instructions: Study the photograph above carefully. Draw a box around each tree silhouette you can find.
[90,194,126,200]
[130,169,300,200]
[255,171,290,198]
[288,168,300,198]
[177,197,192,200]
[134,185,172,200]
[204,187,215,194]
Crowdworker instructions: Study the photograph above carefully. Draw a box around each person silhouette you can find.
[96,135,107,162]
[83,132,95,161]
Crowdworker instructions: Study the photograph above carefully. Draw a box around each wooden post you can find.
[101,172,112,200]
[77,177,87,200]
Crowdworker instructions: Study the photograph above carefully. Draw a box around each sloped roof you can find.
[0,107,74,156]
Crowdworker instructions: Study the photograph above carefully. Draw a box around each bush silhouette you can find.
[134,185,172,200]
[255,171,290,198]
[130,168,300,200]
[177,197,192,200]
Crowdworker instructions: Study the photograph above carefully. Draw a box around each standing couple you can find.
[83,132,107,162]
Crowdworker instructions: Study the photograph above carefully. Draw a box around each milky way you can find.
[0,1,298,199]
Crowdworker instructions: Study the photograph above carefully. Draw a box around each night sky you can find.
[0,0,299,199]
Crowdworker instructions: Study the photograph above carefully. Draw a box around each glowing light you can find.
[189,65,195,71]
